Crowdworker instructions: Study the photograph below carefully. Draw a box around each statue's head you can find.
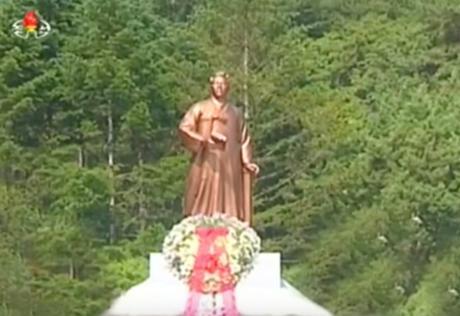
[209,71,230,99]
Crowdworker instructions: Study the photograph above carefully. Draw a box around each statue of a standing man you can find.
[178,71,259,225]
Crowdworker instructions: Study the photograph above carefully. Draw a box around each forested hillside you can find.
[1,1,460,315]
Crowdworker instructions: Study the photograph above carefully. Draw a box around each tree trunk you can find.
[138,150,147,232]
[107,106,115,244]
[69,258,75,279]
[78,145,85,168]
[243,27,249,120]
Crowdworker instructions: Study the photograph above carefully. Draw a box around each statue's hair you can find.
[209,71,230,83]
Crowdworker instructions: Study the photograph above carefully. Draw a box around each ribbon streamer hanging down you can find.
[184,227,238,316]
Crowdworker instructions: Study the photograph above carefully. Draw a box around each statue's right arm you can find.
[178,103,205,153]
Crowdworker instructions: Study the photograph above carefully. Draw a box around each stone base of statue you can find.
[103,252,333,316]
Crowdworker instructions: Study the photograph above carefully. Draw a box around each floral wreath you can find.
[162,214,261,294]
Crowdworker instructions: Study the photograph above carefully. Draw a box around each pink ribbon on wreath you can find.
[184,227,239,316]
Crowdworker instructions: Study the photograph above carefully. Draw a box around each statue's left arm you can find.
[240,112,260,176]
[239,109,257,226]
[239,109,259,175]
[241,117,253,166]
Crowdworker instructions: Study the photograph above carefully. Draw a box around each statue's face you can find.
[211,76,229,99]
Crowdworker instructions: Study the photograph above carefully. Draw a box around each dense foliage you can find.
[1,1,460,315]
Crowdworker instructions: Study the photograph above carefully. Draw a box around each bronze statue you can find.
[178,71,259,225]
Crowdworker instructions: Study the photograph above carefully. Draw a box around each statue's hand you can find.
[211,132,227,143]
[204,135,224,150]
[244,162,260,176]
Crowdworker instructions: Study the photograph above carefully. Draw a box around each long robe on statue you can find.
[178,98,254,225]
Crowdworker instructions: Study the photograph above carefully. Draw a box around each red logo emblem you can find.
[12,10,51,39]
[23,11,39,32]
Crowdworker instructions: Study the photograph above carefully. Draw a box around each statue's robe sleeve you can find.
[178,103,205,154]
[240,115,253,165]
[239,109,254,225]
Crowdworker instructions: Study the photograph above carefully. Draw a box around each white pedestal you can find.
[104,253,333,316]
